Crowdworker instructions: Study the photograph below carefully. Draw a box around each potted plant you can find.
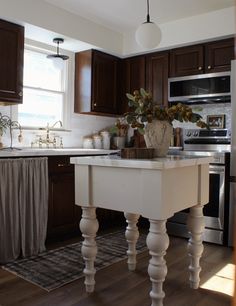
[124,88,208,157]
[0,113,10,149]
[110,119,129,149]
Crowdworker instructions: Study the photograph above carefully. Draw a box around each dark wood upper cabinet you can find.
[74,49,119,115]
[169,45,204,77]
[205,38,234,73]
[120,55,146,114]
[0,19,24,105]
[169,38,234,77]
[146,51,169,106]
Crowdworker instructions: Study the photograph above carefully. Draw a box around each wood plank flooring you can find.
[0,236,233,306]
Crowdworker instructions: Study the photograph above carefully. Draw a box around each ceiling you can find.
[44,0,235,34]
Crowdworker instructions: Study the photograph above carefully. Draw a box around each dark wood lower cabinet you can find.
[47,156,125,241]
[47,157,80,241]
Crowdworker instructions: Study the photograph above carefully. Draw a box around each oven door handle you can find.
[209,164,225,231]
[209,165,225,174]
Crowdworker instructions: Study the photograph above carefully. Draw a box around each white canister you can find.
[93,134,102,149]
[83,137,94,149]
[100,131,111,150]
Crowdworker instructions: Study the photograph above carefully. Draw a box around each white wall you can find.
[123,7,235,56]
[0,0,123,55]
[0,1,234,56]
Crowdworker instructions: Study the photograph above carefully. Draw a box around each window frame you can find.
[11,39,73,130]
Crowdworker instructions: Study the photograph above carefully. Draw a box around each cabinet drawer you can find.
[48,156,74,174]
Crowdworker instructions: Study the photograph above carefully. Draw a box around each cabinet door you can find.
[146,51,168,106]
[74,50,92,113]
[0,19,24,104]
[169,45,204,77]
[121,55,146,113]
[47,157,81,239]
[205,38,234,73]
[92,50,118,114]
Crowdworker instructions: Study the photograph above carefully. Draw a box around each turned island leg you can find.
[124,212,140,271]
[147,219,169,306]
[79,206,99,293]
[187,204,205,289]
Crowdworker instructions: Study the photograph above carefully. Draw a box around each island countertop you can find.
[70,154,213,170]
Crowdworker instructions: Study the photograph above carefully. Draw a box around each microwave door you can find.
[168,72,231,103]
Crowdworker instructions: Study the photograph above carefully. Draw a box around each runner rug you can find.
[1,230,147,292]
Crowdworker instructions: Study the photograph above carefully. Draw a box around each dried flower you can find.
[125,88,208,134]
[110,119,129,137]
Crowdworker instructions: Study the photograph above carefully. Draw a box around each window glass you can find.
[18,88,63,127]
[23,49,63,91]
[18,48,66,128]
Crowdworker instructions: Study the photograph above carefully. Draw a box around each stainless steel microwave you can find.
[168,71,231,104]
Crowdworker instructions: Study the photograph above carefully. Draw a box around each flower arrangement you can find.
[0,113,10,136]
[0,112,23,149]
[124,88,208,134]
[109,118,129,137]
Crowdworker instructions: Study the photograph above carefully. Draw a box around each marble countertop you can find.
[0,148,118,157]
[70,155,213,170]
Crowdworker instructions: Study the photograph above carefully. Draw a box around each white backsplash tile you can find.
[172,103,231,130]
[0,106,116,148]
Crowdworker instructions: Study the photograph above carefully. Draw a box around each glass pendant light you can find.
[135,0,162,49]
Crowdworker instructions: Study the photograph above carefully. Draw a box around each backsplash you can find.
[172,103,232,130]
[0,102,232,149]
[0,105,116,149]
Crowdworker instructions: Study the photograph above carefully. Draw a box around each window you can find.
[18,47,66,128]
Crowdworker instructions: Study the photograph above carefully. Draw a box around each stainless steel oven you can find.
[167,129,231,245]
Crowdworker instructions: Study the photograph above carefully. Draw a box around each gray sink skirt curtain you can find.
[0,157,48,264]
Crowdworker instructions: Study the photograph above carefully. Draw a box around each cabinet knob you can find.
[57,163,67,167]
[208,65,211,70]
[198,66,202,70]
[18,91,23,97]
[93,102,97,107]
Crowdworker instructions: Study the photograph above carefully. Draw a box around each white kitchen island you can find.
[70,155,212,306]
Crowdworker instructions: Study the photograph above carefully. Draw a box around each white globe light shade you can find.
[50,57,65,70]
[135,22,162,49]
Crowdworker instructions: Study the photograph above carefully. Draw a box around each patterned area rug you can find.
[2,230,147,292]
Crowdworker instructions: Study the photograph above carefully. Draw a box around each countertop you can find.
[71,155,213,170]
[0,148,118,157]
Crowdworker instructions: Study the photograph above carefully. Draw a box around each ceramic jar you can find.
[93,134,102,149]
[83,137,94,149]
[100,131,111,150]
[113,136,126,149]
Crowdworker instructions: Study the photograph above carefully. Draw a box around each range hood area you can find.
[168,72,231,104]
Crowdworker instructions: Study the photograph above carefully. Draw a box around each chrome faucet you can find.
[31,121,63,148]
[50,120,63,129]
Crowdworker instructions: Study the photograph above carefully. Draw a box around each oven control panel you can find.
[183,128,231,152]
[184,128,230,139]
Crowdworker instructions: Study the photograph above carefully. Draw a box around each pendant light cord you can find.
[146,0,150,23]
[56,41,60,55]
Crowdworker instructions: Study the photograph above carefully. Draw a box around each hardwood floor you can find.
[0,236,233,306]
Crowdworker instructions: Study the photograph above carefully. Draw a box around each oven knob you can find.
[193,131,199,137]
[186,131,192,137]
